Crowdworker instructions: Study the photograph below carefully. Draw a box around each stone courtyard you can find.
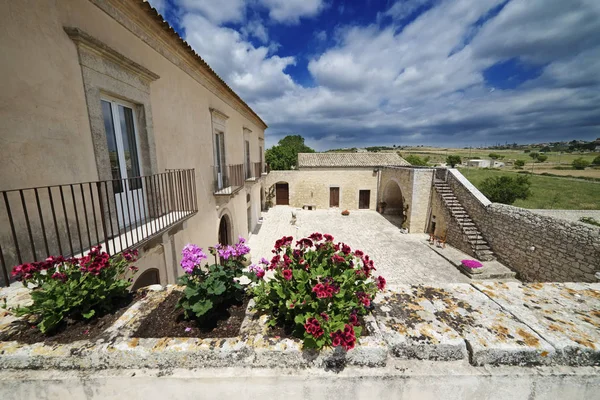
[249,206,471,285]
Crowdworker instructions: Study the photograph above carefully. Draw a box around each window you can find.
[245,140,251,179]
[214,132,226,189]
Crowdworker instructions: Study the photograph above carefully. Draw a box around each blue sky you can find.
[148,0,600,150]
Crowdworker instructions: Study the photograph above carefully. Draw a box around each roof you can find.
[298,153,410,168]
[137,1,267,129]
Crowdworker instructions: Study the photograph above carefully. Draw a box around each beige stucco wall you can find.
[266,169,378,210]
[0,0,266,284]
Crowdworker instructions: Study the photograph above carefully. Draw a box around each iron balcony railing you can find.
[245,162,263,181]
[0,169,197,286]
[213,164,244,195]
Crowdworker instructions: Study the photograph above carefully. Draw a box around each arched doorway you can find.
[218,214,231,245]
[381,180,405,227]
[275,182,289,205]
[131,268,160,291]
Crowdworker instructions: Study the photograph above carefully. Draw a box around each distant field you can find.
[457,168,600,210]
[400,147,598,163]
[399,147,600,178]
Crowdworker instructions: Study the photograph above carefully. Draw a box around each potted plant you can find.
[461,259,483,274]
[249,233,386,350]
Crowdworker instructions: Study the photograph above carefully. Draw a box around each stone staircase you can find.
[434,180,496,261]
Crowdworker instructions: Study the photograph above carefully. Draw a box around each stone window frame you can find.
[210,108,229,187]
[65,27,159,181]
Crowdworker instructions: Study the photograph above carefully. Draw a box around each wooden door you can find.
[275,183,289,205]
[329,187,340,207]
[358,190,370,209]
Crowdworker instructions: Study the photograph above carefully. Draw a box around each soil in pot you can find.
[266,316,371,339]
[133,291,248,338]
[0,294,137,345]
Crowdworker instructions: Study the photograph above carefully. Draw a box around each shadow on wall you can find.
[131,268,160,291]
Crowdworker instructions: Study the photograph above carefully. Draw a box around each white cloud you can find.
[259,0,326,24]
[146,0,167,15]
[182,14,296,101]
[176,0,246,23]
[382,0,433,21]
[241,18,270,43]
[169,0,600,150]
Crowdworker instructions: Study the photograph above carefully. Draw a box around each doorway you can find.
[275,182,289,205]
[101,98,146,228]
[359,190,371,209]
[218,215,231,245]
[329,187,340,207]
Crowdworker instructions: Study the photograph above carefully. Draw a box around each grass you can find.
[458,168,600,210]
[400,147,599,165]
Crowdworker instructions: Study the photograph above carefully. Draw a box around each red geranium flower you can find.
[282,269,293,280]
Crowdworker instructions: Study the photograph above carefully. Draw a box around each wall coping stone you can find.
[448,169,491,207]
[1,282,599,371]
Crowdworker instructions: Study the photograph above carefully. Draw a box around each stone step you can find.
[467,234,485,241]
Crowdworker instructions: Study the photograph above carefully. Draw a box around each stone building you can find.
[265,153,409,212]
[0,0,267,287]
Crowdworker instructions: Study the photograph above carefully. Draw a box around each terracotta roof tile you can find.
[298,153,409,168]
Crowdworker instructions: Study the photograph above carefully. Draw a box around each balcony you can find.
[0,169,197,286]
[245,162,264,183]
[213,164,244,196]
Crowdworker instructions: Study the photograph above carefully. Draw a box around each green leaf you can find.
[191,299,213,317]
[82,309,96,319]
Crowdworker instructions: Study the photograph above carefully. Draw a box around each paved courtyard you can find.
[248,206,470,285]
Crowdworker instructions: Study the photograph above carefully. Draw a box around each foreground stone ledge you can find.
[242,300,388,368]
[1,362,599,400]
[1,282,599,370]
[377,284,556,366]
[474,282,600,366]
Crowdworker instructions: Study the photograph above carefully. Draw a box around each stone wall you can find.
[265,169,379,211]
[482,204,600,282]
[429,188,476,259]
[445,169,600,282]
[379,167,434,233]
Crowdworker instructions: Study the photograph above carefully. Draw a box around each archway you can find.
[381,180,405,227]
[275,182,289,205]
[131,268,160,291]
[218,214,231,245]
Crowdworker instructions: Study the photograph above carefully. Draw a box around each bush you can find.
[11,246,138,333]
[572,158,591,170]
[404,154,429,166]
[446,155,462,167]
[479,175,531,205]
[536,154,548,162]
[489,153,500,160]
[514,159,525,169]
[177,239,250,322]
[250,233,385,350]
[592,155,600,166]
[529,152,539,160]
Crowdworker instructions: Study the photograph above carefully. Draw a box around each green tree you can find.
[265,135,315,170]
[446,155,462,167]
[514,159,525,169]
[529,152,539,160]
[404,154,429,166]
[572,158,591,170]
[592,155,600,165]
[480,175,531,205]
[536,154,548,162]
